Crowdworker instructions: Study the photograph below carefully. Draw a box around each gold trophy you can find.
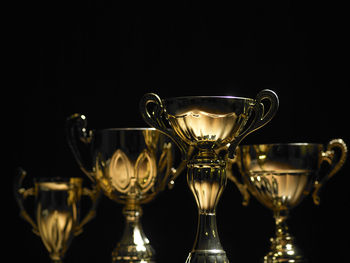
[234,139,347,262]
[139,90,279,263]
[14,168,99,263]
[66,114,185,263]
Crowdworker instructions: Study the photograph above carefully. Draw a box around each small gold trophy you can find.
[234,139,347,262]
[66,114,185,263]
[14,168,99,263]
[139,90,279,263]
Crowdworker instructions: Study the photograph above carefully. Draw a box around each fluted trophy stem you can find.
[186,150,228,263]
[112,203,155,263]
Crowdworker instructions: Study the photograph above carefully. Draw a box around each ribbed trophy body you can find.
[66,118,183,263]
[236,140,347,262]
[36,180,79,262]
[140,91,279,263]
[14,171,99,263]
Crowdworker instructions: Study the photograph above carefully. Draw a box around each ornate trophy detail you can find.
[235,139,347,262]
[66,114,185,263]
[14,168,99,263]
[139,90,279,263]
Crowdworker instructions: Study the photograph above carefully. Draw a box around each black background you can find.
[7,0,349,262]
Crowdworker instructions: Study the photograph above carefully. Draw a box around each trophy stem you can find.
[186,150,229,263]
[264,210,306,263]
[112,203,155,263]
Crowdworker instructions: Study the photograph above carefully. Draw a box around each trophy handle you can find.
[228,89,279,158]
[74,185,101,236]
[14,168,39,235]
[66,113,96,183]
[226,149,250,206]
[139,93,188,160]
[156,141,187,190]
[312,138,347,205]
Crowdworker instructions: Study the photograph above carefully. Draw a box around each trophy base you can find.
[112,258,155,263]
[264,255,306,263]
[186,250,229,263]
[112,242,155,263]
[264,236,307,263]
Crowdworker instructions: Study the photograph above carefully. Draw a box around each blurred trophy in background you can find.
[139,90,279,263]
[14,168,99,263]
[66,114,185,263]
[234,139,347,262]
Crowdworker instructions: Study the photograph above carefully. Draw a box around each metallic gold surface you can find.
[140,90,279,263]
[236,139,347,262]
[14,168,99,263]
[66,119,185,263]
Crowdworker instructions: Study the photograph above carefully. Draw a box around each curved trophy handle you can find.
[312,138,347,205]
[66,113,95,182]
[228,89,279,158]
[74,184,101,236]
[139,93,188,160]
[14,167,39,235]
[226,148,250,206]
[157,141,187,190]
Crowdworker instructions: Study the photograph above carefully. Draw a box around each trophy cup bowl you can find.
[14,168,99,263]
[66,115,185,263]
[139,90,279,263]
[236,139,347,262]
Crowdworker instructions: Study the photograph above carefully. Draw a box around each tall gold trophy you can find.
[139,90,279,263]
[234,139,347,262]
[14,168,99,263]
[66,114,184,263]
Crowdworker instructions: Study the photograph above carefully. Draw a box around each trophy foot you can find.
[186,250,229,263]
[264,236,307,263]
[112,243,155,263]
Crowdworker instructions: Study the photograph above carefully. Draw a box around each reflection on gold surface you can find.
[37,207,75,261]
[108,149,156,196]
[168,110,240,149]
[95,130,176,205]
[188,164,226,214]
[247,170,310,210]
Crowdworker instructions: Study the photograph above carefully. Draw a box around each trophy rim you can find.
[35,177,83,190]
[97,127,156,132]
[164,95,255,102]
[35,177,83,183]
[240,142,323,147]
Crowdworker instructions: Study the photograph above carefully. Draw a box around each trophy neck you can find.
[191,149,221,163]
[122,203,143,222]
[113,204,155,263]
[273,210,290,238]
[266,210,305,262]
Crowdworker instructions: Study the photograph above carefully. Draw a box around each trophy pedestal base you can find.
[186,250,229,263]
[112,205,156,263]
[112,243,155,263]
[264,236,307,263]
